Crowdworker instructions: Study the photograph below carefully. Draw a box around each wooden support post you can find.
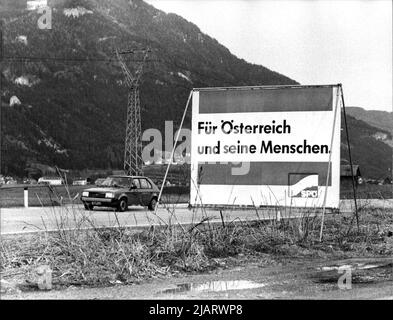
[154,91,192,215]
[319,85,340,241]
[341,85,360,232]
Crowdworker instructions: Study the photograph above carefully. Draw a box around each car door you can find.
[127,178,140,205]
[139,178,153,205]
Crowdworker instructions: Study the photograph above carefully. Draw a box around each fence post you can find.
[24,187,29,208]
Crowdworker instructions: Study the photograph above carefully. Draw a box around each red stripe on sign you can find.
[198,87,333,113]
[197,162,332,186]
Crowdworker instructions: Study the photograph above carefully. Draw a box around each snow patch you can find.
[14,75,40,87]
[16,35,28,45]
[10,96,21,106]
[55,149,68,155]
[15,76,31,87]
[63,7,93,18]
[98,36,116,42]
[38,137,68,155]
[177,72,192,83]
[373,132,388,141]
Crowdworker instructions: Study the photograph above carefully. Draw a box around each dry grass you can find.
[1,184,392,289]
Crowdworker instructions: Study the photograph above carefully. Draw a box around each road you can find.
[1,199,392,235]
[0,203,304,234]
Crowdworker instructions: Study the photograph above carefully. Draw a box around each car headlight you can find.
[82,191,89,197]
[105,192,115,198]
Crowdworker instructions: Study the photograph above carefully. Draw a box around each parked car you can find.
[81,175,159,211]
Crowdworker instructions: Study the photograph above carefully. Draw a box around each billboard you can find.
[190,85,341,208]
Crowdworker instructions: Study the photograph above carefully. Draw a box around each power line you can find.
[2,56,159,63]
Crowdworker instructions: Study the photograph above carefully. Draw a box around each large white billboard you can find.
[190,85,341,208]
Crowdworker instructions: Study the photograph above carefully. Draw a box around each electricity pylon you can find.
[115,48,149,176]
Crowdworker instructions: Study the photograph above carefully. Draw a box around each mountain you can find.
[346,107,393,143]
[343,107,393,179]
[0,0,391,180]
[341,113,392,179]
[0,0,296,176]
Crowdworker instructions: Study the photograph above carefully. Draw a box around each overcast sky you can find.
[146,0,392,112]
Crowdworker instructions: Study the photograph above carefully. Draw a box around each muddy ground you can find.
[2,255,392,299]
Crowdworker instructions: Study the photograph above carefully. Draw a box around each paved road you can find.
[1,199,392,235]
[0,204,297,234]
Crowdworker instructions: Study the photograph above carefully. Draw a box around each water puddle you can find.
[161,280,265,294]
[313,261,392,284]
[318,262,392,272]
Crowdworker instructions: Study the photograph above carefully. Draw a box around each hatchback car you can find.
[81,175,159,211]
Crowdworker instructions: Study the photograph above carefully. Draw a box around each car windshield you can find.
[101,177,129,187]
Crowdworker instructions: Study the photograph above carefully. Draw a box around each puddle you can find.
[313,262,392,284]
[318,262,392,272]
[160,280,265,294]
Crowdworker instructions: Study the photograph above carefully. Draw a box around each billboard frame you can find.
[154,84,358,228]
[190,84,342,210]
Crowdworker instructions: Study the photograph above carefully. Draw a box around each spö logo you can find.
[294,186,319,198]
[289,174,320,199]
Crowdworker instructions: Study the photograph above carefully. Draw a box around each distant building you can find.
[340,164,362,190]
[6,178,17,185]
[38,176,64,185]
[72,178,88,186]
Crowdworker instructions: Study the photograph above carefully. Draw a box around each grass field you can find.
[340,184,392,199]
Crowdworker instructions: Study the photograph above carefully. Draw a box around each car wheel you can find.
[117,198,128,212]
[84,202,94,211]
[148,198,158,211]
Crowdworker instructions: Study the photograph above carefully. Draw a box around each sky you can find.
[146,0,392,112]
